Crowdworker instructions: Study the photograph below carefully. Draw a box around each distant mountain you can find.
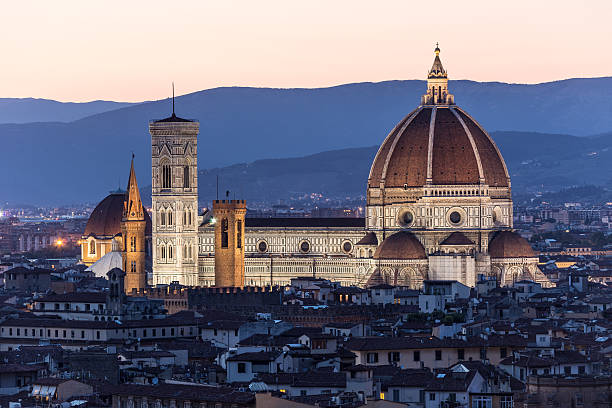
[148,131,611,207]
[0,98,135,124]
[3,77,612,205]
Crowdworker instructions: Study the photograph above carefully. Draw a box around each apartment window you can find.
[39,329,43,337]
[500,395,513,408]
[388,352,400,363]
[472,396,492,408]
[171,328,175,336]
[214,329,218,336]
[9,328,12,336]
[81,331,85,339]
[449,393,456,402]
[366,353,379,364]
[435,350,442,361]
[564,366,571,375]
[575,393,583,406]
[413,351,420,362]
[54,330,58,337]
[392,389,400,402]
[429,393,436,401]
[162,329,166,336]
[96,331,100,340]
[237,363,246,373]
[578,365,585,374]
[458,348,465,360]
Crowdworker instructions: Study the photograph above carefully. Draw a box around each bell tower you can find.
[121,156,147,293]
[150,90,199,286]
[213,199,246,287]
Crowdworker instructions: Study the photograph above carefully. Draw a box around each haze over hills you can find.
[3,77,612,205]
[139,130,612,207]
[0,98,135,124]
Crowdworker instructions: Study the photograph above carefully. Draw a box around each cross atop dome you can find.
[421,44,454,105]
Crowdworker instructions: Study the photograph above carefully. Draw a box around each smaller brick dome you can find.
[489,231,535,258]
[84,192,151,238]
[373,231,427,260]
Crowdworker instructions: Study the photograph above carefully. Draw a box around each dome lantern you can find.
[422,44,454,105]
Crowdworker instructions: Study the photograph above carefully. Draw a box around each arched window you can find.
[183,211,187,226]
[160,211,166,226]
[161,246,166,260]
[168,210,173,226]
[168,245,173,259]
[131,261,136,273]
[130,236,136,252]
[89,240,95,255]
[183,166,190,188]
[188,245,192,259]
[183,244,187,258]
[161,161,171,189]
[221,218,229,248]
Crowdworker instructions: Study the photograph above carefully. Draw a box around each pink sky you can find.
[2,0,610,102]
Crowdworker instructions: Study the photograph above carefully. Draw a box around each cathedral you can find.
[83,46,552,291]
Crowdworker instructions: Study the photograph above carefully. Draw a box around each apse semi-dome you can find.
[373,231,427,260]
[84,192,152,238]
[488,231,535,258]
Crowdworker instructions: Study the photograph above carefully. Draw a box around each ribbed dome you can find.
[84,192,152,237]
[373,231,427,260]
[368,106,509,189]
[489,231,535,258]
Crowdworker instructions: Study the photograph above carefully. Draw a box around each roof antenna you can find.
[172,82,175,116]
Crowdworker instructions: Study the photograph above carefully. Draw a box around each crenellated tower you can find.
[121,157,147,292]
[150,93,199,286]
[213,199,246,287]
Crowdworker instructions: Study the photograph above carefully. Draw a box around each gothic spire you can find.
[124,155,145,221]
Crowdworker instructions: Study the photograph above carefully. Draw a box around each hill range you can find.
[2,78,612,205]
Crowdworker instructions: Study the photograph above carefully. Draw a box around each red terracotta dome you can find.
[489,231,535,258]
[373,231,427,260]
[368,106,509,189]
[84,192,151,237]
